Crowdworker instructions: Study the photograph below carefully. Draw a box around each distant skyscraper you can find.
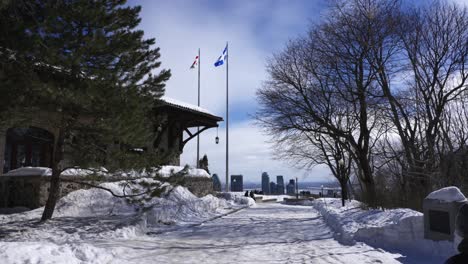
[261,172,270,194]
[286,179,295,195]
[212,174,222,192]
[270,182,277,195]
[230,175,243,192]
[276,175,285,195]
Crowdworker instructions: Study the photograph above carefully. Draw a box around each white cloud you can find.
[450,0,468,6]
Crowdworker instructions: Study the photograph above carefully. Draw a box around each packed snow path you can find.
[93,203,406,264]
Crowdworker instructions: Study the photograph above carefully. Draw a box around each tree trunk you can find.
[363,179,377,208]
[41,128,65,221]
[41,166,61,221]
[356,155,377,207]
[340,180,348,207]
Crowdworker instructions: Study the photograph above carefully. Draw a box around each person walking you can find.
[249,191,256,201]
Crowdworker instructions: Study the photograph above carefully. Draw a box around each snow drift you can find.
[0,179,253,263]
[312,198,456,260]
[53,179,249,226]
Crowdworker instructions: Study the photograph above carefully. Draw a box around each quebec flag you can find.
[214,44,228,67]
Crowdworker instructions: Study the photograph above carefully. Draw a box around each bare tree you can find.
[274,130,353,206]
[368,0,468,207]
[257,0,399,206]
[258,0,468,209]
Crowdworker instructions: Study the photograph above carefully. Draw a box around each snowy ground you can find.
[0,182,451,263]
[97,203,407,264]
[1,202,438,263]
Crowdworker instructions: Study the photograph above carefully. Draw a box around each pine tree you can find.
[0,0,171,221]
[199,154,210,174]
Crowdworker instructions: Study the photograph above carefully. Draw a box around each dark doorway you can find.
[3,127,54,173]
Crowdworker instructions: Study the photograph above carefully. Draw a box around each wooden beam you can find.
[181,126,210,150]
[184,128,193,137]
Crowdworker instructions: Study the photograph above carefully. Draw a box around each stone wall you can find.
[183,176,213,197]
[0,175,91,209]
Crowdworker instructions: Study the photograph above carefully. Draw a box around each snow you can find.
[0,178,251,239]
[160,96,218,117]
[4,167,106,177]
[245,193,296,203]
[216,192,256,206]
[0,180,449,263]
[425,186,467,202]
[312,198,454,262]
[0,242,115,264]
[3,165,209,178]
[4,166,51,176]
[101,203,406,264]
[157,165,210,178]
[0,203,408,264]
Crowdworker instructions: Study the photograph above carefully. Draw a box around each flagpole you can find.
[197,48,200,168]
[225,42,229,192]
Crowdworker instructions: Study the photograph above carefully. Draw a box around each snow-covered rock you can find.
[426,186,467,202]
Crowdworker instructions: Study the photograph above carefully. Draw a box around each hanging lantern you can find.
[215,126,219,144]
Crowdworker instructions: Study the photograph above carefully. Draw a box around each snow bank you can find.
[4,167,51,176]
[0,178,254,263]
[53,180,143,217]
[4,167,106,177]
[4,165,210,178]
[53,180,246,222]
[313,198,455,259]
[217,192,256,206]
[157,165,210,178]
[145,187,236,226]
[426,186,467,202]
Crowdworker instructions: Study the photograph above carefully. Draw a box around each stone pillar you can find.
[0,129,6,174]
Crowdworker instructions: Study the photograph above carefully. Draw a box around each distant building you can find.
[212,173,222,192]
[230,175,243,192]
[270,182,277,195]
[286,179,295,195]
[276,175,285,195]
[261,172,270,194]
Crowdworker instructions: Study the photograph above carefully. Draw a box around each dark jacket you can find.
[446,203,468,264]
[445,239,468,264]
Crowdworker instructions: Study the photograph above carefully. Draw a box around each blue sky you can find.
[128,0,467,183]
